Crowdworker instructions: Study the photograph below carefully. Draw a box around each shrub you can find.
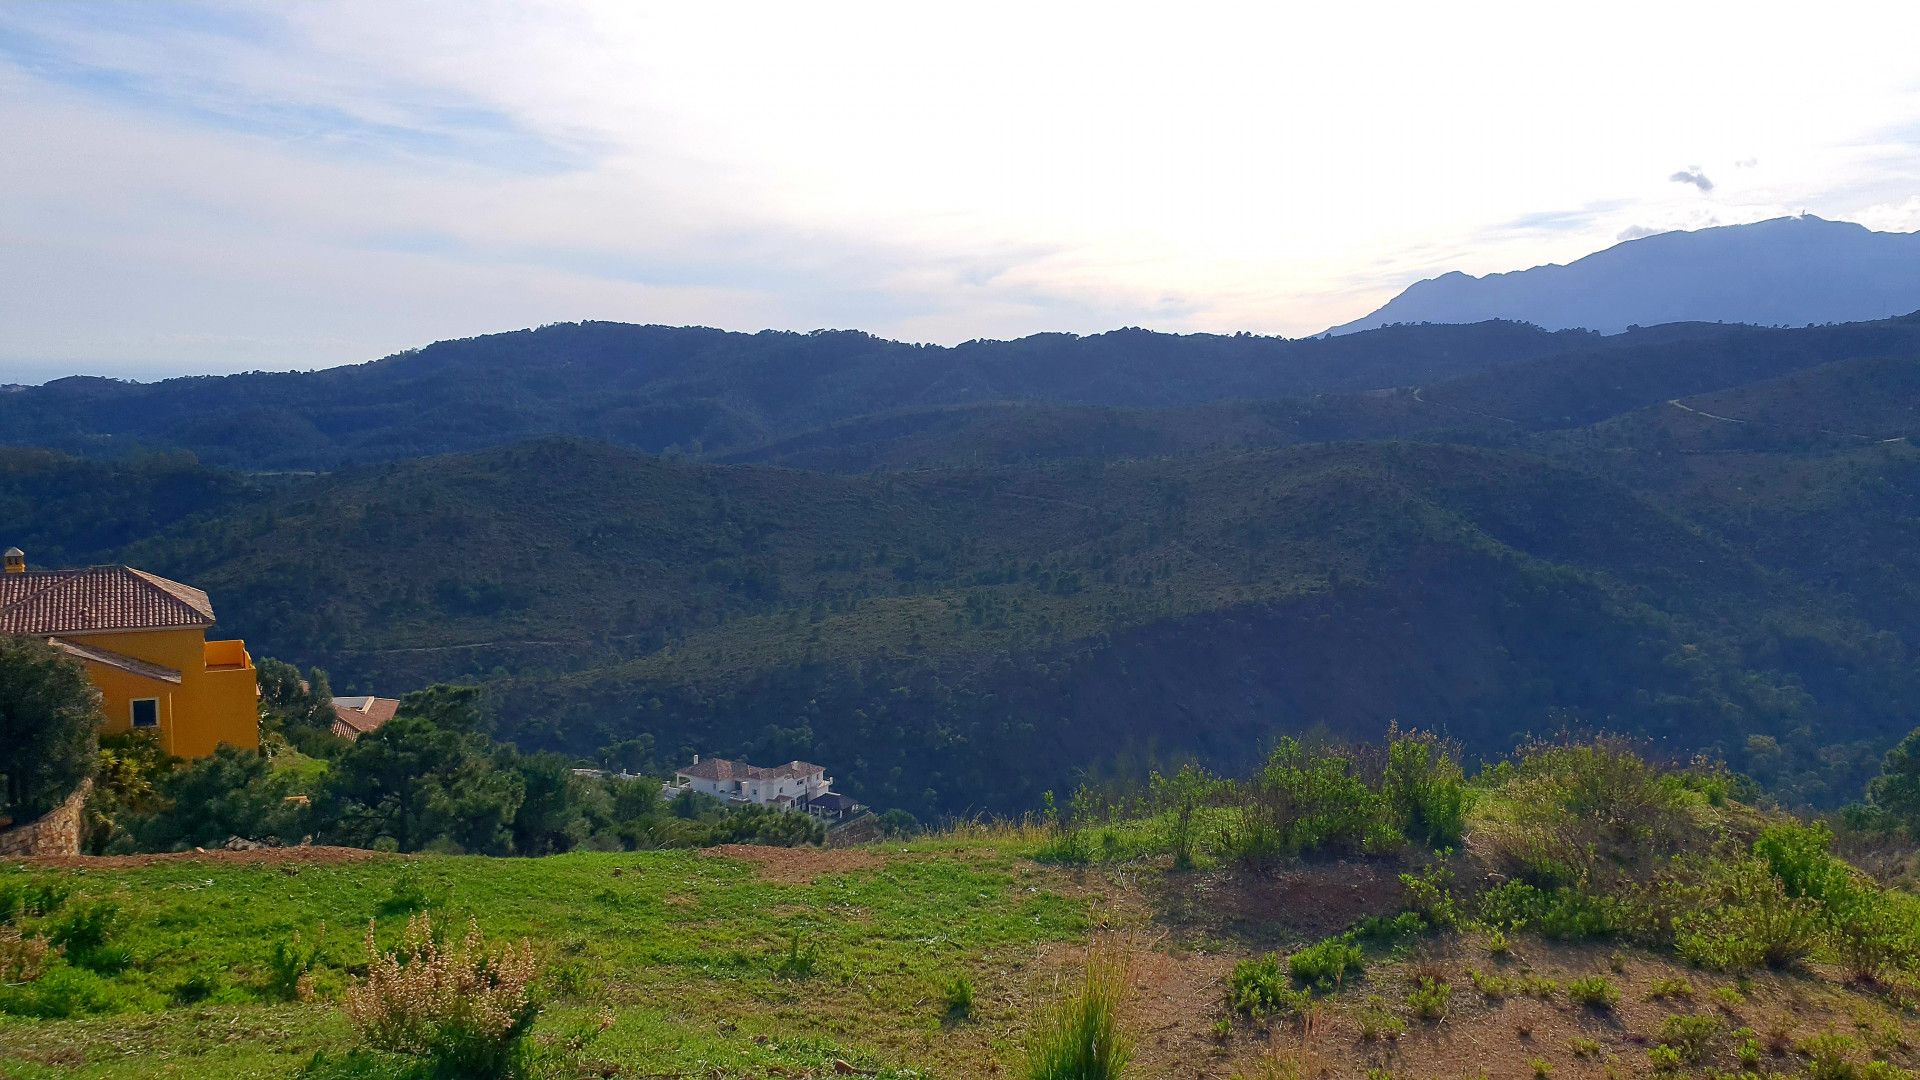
[1567,975,1619,1011]
[342,915,539,1080]
[1647,1045,1682,1071]
[1655,1013,1722,1064]
[1382,732,1467,849]
[1227,954,1306,1018]
[1231,739,1386,864]
[1668,858,1820,970]
[1406,977,1450,1022]
[1026,949,1132,1080]
[1476,881,1630,939]
[1287,937,1363,992]
[0,881,70,925]
[1528,1057,1552,1078]
[44,901,127,973]
[1647,976,1694,1000]
[1398,864,1459,929]
[1569,1037,1602,1058]
[0,964,134,1018]
[0,928,52,984]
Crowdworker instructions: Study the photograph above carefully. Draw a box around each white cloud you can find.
[3,0,1920,378]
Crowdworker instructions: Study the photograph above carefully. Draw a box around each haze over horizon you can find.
[4,1,1920,383]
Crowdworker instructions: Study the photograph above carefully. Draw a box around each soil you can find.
[698,842,883,883]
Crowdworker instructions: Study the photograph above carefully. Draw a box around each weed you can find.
[1229,953,1307,1018]
[1668,857,1820,971]
[1568,974,1620,1011]
[267,927,323,1002]
[1406,977,1450,1022]
[1737,1031,1763,1069]
[1468,968,1513,1000]
[1570,1037,1602,1058]
[341,914,539,1079]
[943,973,974,1020]
[0,927,53,984]
[1355,998,1405,1042]
[1799,1031,1867,1080]
[1529,1056,1553,1078]
[1483,928,1512,957]
[1026,948,1132,1080]
[1288,936,1363,992]
[1399,863,1459,929]
[1648,976,1695,1000]
[1655,1012,1723,1064]
[772,929,818,980]
[376,867,439,917]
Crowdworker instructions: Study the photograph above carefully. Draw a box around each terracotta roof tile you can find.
[0,566,217,635]
[331,696,400,739]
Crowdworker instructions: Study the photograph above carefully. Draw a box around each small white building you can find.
[667,755,847,815]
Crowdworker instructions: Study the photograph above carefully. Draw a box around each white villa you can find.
[666,755,862,819]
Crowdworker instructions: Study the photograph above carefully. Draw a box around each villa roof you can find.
[676,757,826,782]
[0,566,216,636]
[331,695,400,739]
[49,636,184,684]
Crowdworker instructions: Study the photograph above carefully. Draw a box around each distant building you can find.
[1,548,258,758]
[666,755,864,819]
[330,695,400,740]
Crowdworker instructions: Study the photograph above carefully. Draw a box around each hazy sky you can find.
[4,1,1920,382]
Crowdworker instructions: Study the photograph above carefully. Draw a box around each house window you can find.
[131,699,159,728]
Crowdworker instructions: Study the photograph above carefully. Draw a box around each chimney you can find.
[692,753,700,764]
[3,548,22,575]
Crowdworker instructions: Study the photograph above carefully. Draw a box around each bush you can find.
[44,901,127,973]
[1229,739,1386,865]
[1476,881,1631,939]
[1382,733,1467,849]
[1655,1013,1723,1064]
[1026,949,1132,1080]
[1287,936,1364,992]
[0,964,136,1018]
[0,927,52,984]
[1567,975,1619,1010]
[1667,858,1820,970]
[342,915,539,1079]
[1227,954,1306,1018]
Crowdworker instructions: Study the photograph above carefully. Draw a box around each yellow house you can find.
[2,547,258,758]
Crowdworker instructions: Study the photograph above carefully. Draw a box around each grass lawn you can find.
[0,843,1090,1078]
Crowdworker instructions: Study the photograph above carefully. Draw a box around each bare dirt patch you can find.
[6,845,379,870]
[699,843,882,883]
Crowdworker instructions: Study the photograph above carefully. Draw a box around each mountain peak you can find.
[1330,215,1920,335]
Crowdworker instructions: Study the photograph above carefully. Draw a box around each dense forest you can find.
[6,315,1920,819]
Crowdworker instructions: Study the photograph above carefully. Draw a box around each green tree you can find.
[128,745,312,849]
[1865,727,1920,832]
[321,685,523,853]
[0,635,102,820]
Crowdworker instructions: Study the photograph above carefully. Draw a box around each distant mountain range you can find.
[1330,215,1920,335]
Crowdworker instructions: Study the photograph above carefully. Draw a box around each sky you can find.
[3,1,1920,383]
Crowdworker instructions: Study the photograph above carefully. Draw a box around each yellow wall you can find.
[61,628,259,758]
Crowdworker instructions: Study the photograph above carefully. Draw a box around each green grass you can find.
[0,848,1088,1077]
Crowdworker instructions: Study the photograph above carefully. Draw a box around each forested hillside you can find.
[7,315,1920,818]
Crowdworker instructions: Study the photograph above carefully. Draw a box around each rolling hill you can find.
[8,433,1912,817]
[1330,215,1920,335]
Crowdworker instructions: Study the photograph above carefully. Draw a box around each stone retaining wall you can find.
[0,779,90,857]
